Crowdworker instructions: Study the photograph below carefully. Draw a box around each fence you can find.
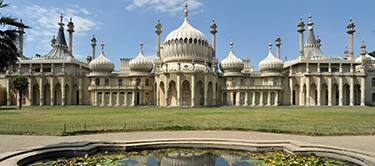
[0,120,374,136]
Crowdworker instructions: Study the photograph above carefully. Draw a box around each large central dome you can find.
[160,2,213,65]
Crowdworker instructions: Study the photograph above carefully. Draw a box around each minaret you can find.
[210,20,218,51]
[275,35,281,59]
[347,18,356,61]
[155,19,162,59]
[297,18,305,59]
[67,17,75,55]
[91,35,97,59]
[360,41,367,61]
[18,19,25,58]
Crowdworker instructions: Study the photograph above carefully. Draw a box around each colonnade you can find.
[223,91,279,107]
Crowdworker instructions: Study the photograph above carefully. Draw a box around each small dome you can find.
[129,42,153,73]
[89,43,114,73]
[220,42,244,73]
[259,43,283,72]
[355,54,375,62]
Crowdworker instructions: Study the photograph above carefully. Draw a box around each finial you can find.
[51,35,56,47]
[210,19,218,34]
[101,41,105,52]
[229,41,234,51]
[308,15,314,30]
[58,13,64,28]
[184,0,188,18]
[297,18,305,32]
[139,41,144,53]
[268,41,273,50]
[344,47,349,54]
[155,19,162,34]
[69,17,72,22]
[347,18,356,34]
[91,35,97,46]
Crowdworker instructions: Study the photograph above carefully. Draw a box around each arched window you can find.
[136,78,141,86]
[105,79,109,86]
[118,79,123,86]
[372,78,375,87]
[95,78,100,86]
[145,79,150,86]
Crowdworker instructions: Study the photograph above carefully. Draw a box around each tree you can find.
[0,0,29,72]
[369,51,375,58]
[13,75,28,109]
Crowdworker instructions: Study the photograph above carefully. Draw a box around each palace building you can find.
[1,2,375,107]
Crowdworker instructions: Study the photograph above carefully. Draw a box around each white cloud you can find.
[126,0,203,16]
[5,5,99,54]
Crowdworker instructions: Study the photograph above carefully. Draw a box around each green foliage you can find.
[0,0,29,72]
[13,75,28,92]
[30,148,348,166]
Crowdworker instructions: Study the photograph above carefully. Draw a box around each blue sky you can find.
[4,0,375,69]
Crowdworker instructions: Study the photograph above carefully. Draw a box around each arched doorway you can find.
[232,92,236,106]
[72,85,79,105]
[195,81,204,106]
[32,84,40,106]
[207,82,213,106]
[159,82,165,106]
[145,92,150,105]
[354,84,361,106]
[127,92,133,106]
[97,92,102,106]
[104,92,110,106]
[119,92,125,106]
[64,84,70,105]
[255,92,260,106]
[343,84,350,105]
[44,84,51,105]
[332,83,339,106]
[321,83,328,105]
[112,92,118,106]
[182,80,191,106]
[168,81,177,106]
[302,84,306,106]
[55,84,62,105]
[222,92,227,106]
[310,84,317,106]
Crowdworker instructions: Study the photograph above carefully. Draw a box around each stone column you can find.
[101,92,105,106]
[177,75,181,106]
[306,77,310,106]
[79,78,83,105]
[361,77,366,106]
[339,76,343,106]
[252,92,256,106]
[6,78,11,106]
[28,77,32,105]
[289,78,293,105]
[299,78,304,106]
[39,78,43,106]
[109,91,113,106]
[244,91,248,106]
[275,91,279,106]
[204,75,208,106]
[132,91,136,106]
[213,81,217,106]
[317,77,321,106]
[165,77,169,107]
[50,78,55,106]
[191,75,195,107]
[350,77,354,106]
[116,92,120,106]
[235,91,240,106]
[328,77,332,106]
[156,82,160,106]
[62,78,65,106]
[259,92,264,106]
[267,91,271,106]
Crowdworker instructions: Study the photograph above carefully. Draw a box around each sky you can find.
[3,0,375,69]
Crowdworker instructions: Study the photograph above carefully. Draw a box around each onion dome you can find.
[355,41,375,62]
[129,42,153,73]
[259,43,283,72]
[220,42,244,74]
[160,1,211,64]
[89,42,114,73]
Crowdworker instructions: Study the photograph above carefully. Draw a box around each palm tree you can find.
[0,0,29,72]
[13,75,29,109]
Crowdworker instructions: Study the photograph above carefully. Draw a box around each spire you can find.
[184,0,188,18]
[306,15,317,46]
[56,14,68,47]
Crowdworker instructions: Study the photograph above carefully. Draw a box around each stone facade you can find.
[1,5,375,107]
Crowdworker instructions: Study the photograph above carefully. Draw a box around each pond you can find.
[29,148,354,166]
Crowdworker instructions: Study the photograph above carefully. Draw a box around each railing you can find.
[0,120,373,136]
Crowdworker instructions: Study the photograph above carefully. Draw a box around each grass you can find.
[0,106,374,136]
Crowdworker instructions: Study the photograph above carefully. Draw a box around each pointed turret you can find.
[297,18,305,58]
[56,14,67,47]
[306,16,317,46]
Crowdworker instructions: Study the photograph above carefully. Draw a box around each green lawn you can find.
[0,106,374,136]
